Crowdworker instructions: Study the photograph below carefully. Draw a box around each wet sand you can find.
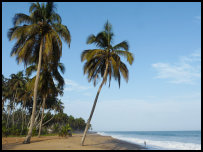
[2,133,145,150]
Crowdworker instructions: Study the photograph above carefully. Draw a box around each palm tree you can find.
[80,21,134,145]
[26,61,65,137]
[8,71,25,127]
[17,76,33,135]
[8,2,71,143]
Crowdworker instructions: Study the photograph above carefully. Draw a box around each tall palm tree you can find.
[81,21,134,145]
[8,2,71,143]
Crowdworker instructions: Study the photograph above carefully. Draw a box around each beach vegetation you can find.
[58,124,72,137]
[2,73,89,138]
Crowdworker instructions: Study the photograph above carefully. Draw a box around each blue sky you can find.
[2,2,201,131]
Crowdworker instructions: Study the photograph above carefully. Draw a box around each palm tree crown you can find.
[81,21,134,88]
[8,2,71,66]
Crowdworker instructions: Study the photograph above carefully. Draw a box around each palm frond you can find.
[26,64,37,76]
[50,13,61,24]
[58,62,65,74]
[13,13,33,26]
[113,50,134,65]
[119,61,129,82]
[46,2,55,19]
[52,23,71,47]
[29,2,40,13]
[113,41,129,51]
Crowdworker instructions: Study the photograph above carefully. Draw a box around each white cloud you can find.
[64,78,91,92]
[152,49,201,84]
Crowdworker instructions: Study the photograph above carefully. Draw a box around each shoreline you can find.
[2,133,146,150]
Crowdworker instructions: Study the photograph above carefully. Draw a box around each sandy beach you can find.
[2,133,145,150]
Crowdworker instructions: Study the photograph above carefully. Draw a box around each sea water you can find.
[97,131,201,150]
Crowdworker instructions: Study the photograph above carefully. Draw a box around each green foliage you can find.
[41,127,48,135]
[2,125,28,137]
[81,21,134,88]
[32,127,38,136]
[52,124,60,133]
[58,124,72,137]
[21,127,28,135]
[2,126,10,137]
[10,126,21,136]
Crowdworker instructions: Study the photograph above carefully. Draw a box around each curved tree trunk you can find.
[81,62,109,146]
[41,114,55,127]
[38,96,46,137]
[23,42,43,144]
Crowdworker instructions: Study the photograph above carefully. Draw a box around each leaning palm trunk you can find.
[23,42,43,144]
[81,62,109,146]
[38,96,46,137]
[41,114,55,127]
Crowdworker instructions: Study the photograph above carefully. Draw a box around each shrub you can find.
[10,126,21,136]
[21,127,28,135]
[2,126,10,137]
[41,127,48,135]
[58,124,72,137]
[52,124,60,133]
[32,127,38,136]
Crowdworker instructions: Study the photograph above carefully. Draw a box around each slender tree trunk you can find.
[6,104,11,129]
[34,109,41,127]
[21,109,24,135]
[38,96,46,137]
[20,105,25,135]
[81,62,109,146]
[11,100,15,127]
[12,90,18,127]
[23,42,43,144]
[12,102,15,127]
[41,114,55,127]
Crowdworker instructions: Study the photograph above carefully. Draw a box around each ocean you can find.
[96,131,201,150]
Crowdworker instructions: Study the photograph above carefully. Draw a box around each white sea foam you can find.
[96,132,201,150]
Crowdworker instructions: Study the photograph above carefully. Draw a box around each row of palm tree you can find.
[2,72,64,136]
[6,2,134,146]
[2,88,88,137]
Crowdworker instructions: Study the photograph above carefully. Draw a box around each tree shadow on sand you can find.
[2,137,61,150]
